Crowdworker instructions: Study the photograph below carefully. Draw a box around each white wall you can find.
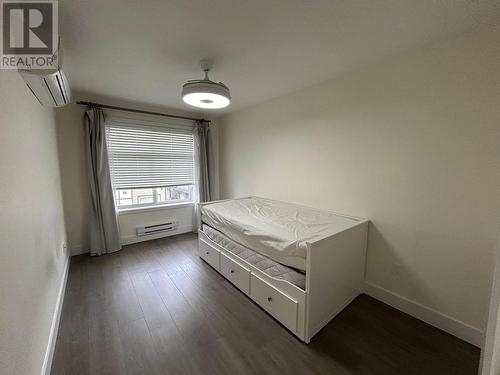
[55,94,220,254]
[54,101,89,254]
[118,205,194,245]
[0,71,68,374]
[219,26,500,345]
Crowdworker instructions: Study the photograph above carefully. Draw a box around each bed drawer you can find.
[199,239,220,271]
[250,273,298,332]
[220,253,250,295]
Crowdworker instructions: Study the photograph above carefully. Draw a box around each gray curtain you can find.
[84,107,121,256]
[193,120,214,231]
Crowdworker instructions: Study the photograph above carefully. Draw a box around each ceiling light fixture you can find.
[182,60,231,109]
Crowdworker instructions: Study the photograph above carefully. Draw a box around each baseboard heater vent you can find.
[137,221,178,237]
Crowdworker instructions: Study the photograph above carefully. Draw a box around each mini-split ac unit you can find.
[19,69,71,107]
[136,221,179,237]
[18,38,71,107]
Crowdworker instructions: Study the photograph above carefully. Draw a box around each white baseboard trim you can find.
[364,281,483,347]
[41,254,70,375]
[69,225,194,256]
[120,224,193,246]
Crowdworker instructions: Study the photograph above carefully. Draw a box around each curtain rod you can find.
[76,101,211,123]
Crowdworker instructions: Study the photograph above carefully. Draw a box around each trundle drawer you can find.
[199,239,220,271]
[220,253,250,295]
[250,273,298,332]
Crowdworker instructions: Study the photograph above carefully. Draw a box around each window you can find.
[105,120,195,210]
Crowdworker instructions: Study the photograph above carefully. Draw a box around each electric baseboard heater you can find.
[136,221,179,237]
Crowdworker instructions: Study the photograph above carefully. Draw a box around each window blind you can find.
[105,123,194,189]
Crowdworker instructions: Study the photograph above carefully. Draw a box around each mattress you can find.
[202,224,306,290]
[200,197,362,271]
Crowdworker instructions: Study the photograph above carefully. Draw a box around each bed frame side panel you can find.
[306,221,369,341]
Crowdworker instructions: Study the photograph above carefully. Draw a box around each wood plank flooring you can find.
[51,233,480,375]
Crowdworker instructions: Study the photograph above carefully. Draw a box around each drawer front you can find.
[220,253,250,295]
[199,239,220,271]
[250,273,298,332]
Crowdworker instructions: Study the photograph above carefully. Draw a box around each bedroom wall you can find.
[0,71,68,374]
[219,26,500,346]
[55,94,220,254]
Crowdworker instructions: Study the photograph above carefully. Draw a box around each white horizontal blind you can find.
[105,123,194,189]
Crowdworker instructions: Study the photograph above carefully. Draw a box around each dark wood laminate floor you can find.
[51,233,480,375]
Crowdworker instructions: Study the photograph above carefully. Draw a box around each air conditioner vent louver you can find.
[19,69,71,107]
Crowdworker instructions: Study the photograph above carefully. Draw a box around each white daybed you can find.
[197,197,368,343]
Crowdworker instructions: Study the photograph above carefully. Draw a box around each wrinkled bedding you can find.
[201,197,361,271]
[202,224,306,290]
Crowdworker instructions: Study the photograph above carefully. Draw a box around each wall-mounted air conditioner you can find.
[18,38,71,107]
[137,221,179,237]
[19,69,71,107]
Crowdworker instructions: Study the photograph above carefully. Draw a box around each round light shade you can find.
[182,81,231,109]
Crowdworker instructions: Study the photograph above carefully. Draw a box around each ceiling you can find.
[60,0,500,114]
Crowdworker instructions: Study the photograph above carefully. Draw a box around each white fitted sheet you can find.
[200,197,362,271]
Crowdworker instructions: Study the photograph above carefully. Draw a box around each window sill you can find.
[117,202,194,216]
